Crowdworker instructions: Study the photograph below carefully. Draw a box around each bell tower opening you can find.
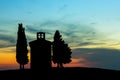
[37,32,45,40]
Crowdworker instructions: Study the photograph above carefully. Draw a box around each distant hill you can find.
[51,67,120,80]
[0,67,119,80]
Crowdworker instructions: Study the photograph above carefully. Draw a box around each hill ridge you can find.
[0,67,119,80]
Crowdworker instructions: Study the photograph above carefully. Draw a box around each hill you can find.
[51,67,120,80]
[0,67,119,80]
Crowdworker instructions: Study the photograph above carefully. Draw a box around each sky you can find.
[0,0,120,70]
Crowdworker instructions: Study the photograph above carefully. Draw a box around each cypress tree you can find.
[16,23,28,69]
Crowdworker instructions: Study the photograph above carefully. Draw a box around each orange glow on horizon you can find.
[0,46,94,70]
[52,58,93,67]
[0,47,30,70]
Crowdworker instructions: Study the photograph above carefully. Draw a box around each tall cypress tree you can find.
[16,23,28,69]
[52,30,72,68]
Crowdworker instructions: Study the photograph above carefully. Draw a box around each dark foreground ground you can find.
[0,67,120,80]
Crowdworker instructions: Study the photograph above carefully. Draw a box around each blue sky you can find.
[0,0,120,70]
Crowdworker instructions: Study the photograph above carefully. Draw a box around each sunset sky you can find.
[0,0,120,70]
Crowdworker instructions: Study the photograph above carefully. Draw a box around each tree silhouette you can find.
[52,30,72,68]
[16,23,28,69]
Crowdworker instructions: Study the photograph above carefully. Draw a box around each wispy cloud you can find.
[0,29,8,32]
[26,24,53,35]
[25,20,103,48]
[0,19,108,49]
[26,25,40,34]
[0,30,16,48]
[72,48,120,70]
[78,42,106,46]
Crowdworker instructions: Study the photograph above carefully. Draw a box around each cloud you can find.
[25,20,102,48]
[78,42,105,46]
[26,25,53,35]
[90,22,97,25]
[79,42,93,46]
[26,25,39,33]
[0,19,106,50]
[0,29,8,32]
[72,48,120,70]
[0,34,15,43]
[25,24,54,41]
[0,30,16,48]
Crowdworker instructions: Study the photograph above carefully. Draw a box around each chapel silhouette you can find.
[29,32,52,71]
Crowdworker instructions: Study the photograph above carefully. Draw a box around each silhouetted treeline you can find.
[52,30,72,68]
[16,23,72,70]
[16,23,28,70]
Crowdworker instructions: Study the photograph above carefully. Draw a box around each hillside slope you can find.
[0,67,119,80]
